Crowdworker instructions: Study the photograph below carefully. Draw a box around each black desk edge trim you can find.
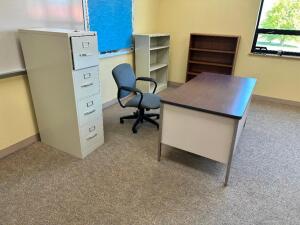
[160,100,243,120]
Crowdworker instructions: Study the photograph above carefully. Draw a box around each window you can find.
[86,0,133,54]
[251,0,300,57]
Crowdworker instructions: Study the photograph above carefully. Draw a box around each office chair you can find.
[112,63,160,133]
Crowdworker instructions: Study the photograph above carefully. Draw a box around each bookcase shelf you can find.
[135,34,170,93]
[187,71,201,76]
[150,63,168,72]
[189,60,233,68]
[190,48,235,54]
[150,46,169,51]
[186,34,240,82]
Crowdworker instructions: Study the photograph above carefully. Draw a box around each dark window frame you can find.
[251,0,300,57]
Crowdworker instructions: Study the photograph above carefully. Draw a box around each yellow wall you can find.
[134,0,160,33]
[0,76,38,150]
[157,0,300,102]
[99,54,133,103]
[0,0,159,150]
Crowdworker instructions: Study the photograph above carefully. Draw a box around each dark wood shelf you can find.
[189,60,233,68]
[190,48,235,54]
[186,34,240,82]
[187,71,201,76]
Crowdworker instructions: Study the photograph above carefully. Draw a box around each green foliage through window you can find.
[252,0,300,56]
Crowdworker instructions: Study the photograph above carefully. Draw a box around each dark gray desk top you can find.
[160,72,256,119]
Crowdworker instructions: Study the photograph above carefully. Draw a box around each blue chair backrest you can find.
[112,63,136,98]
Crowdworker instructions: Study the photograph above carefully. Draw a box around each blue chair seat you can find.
[125,93,160,109]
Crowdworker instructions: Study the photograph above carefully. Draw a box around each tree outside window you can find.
[252,0,300,56]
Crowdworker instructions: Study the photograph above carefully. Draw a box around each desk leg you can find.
[158,144,162,161]
[224,119,239,186]
[157,104,164,161]
[243,117,247,128]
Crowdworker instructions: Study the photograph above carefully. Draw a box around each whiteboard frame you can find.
[82,0,90,31]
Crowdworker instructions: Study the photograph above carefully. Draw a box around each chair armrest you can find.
[119,86,142,94]
[118,86,144,108]
[136,77,155,82]
[136,77,158,93]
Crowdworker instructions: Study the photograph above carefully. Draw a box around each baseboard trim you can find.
[253,95,300,107]
[103,98,118,109]
[0,134,40,159]
[0,101,118,159]
[168,81,184,87]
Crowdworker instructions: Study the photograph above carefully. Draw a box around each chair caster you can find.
[132,128,138,133]
[120,119,124,124]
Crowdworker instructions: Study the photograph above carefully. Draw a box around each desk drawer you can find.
[80,118,104,156]
[77,94,102,126]
[71,35,99,70]
[73,66,100,100]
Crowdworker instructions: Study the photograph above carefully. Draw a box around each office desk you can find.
[158,73,256,186]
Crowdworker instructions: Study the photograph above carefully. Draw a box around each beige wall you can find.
[134,0,160,33]
[99,54,133,104]
[0,0,160,150]
[0,76,38,150]
[157,0,300,102]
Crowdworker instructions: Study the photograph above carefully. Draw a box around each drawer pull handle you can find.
[86,133,97,141]
[89,126,96,132]
[84,109,96,116]
[81,82,93,88]
[79,53,92,57]
[84,73,92,79]
[82,42,90,48]
[86,101,94,107]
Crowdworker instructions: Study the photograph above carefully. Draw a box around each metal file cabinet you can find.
[19,28,104,158]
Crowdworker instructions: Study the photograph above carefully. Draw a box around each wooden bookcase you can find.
[186,34,240,82]
[135,34,170,93]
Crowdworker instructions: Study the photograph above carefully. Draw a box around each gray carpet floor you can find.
[0,99,299,225]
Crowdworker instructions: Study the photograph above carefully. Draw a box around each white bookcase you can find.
[135,34,170,93]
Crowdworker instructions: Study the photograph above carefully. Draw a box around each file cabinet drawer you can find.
[71,35,99,70]
[73,66,100,100]
[80,118,104,156]
[77,94,102,126]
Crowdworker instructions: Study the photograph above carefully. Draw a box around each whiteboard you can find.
[0,0,84,76]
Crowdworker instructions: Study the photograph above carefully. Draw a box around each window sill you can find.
[249,52,300,60]
[99,48,133,59]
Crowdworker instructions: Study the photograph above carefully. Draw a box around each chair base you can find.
[120,109,159,133]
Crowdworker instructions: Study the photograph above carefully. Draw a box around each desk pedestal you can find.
[158,103,248,186]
